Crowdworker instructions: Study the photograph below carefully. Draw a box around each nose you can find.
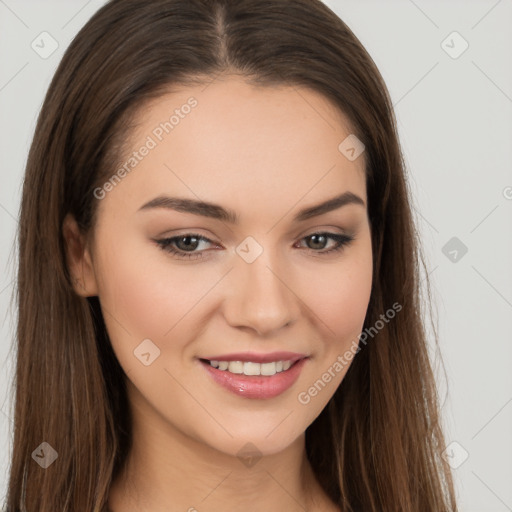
[222,248,300,337]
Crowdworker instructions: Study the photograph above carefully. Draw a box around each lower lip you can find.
[200,358,308,399]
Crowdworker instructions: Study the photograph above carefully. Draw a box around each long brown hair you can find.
[5,0,457,510]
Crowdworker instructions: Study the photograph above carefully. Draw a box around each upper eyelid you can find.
[158,225,352,241]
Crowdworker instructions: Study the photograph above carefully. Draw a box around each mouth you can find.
[197,352,309,399]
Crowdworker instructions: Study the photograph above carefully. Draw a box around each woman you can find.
[5,0,458,510]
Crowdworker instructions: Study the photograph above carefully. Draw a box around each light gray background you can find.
[1,0,511,510]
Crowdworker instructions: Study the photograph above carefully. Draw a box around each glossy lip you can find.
[199,351,307,363]
[199,355,309,399]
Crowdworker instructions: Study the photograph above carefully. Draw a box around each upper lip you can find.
[199,351,308,364]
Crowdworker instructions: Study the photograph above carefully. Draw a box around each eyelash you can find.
[154,232,355,261]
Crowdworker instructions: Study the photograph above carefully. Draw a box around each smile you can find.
[198,352,309,399]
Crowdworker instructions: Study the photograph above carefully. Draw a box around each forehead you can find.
[100,76,367,221]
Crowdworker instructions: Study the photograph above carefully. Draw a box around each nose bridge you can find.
[225,240,299,335]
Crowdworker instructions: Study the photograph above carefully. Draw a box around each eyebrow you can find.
[138,191,365,224]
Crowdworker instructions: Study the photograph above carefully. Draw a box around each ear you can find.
[62,213,99,297]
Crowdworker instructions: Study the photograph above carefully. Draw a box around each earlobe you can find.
[62,214,99,297]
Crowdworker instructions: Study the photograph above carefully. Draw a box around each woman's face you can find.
[75,77,373,457]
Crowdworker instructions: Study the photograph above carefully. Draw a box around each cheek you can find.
[94,235,219,349]
[303,245,373,343]
[324,268,371,337]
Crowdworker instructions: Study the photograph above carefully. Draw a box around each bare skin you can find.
[63,76,373,512]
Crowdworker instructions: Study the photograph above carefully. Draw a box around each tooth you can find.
[218,361,229,370]
[282,361,292,371]
[210,360,220,368]
[243,362,261,376]
[243,362,260,375]
[228,361,244,374]
[275,361,283,372]
[261,362,277,376]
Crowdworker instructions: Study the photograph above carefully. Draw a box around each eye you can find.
[295,232,355,256]
[155,233,217,260]
[154,231,355,261]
